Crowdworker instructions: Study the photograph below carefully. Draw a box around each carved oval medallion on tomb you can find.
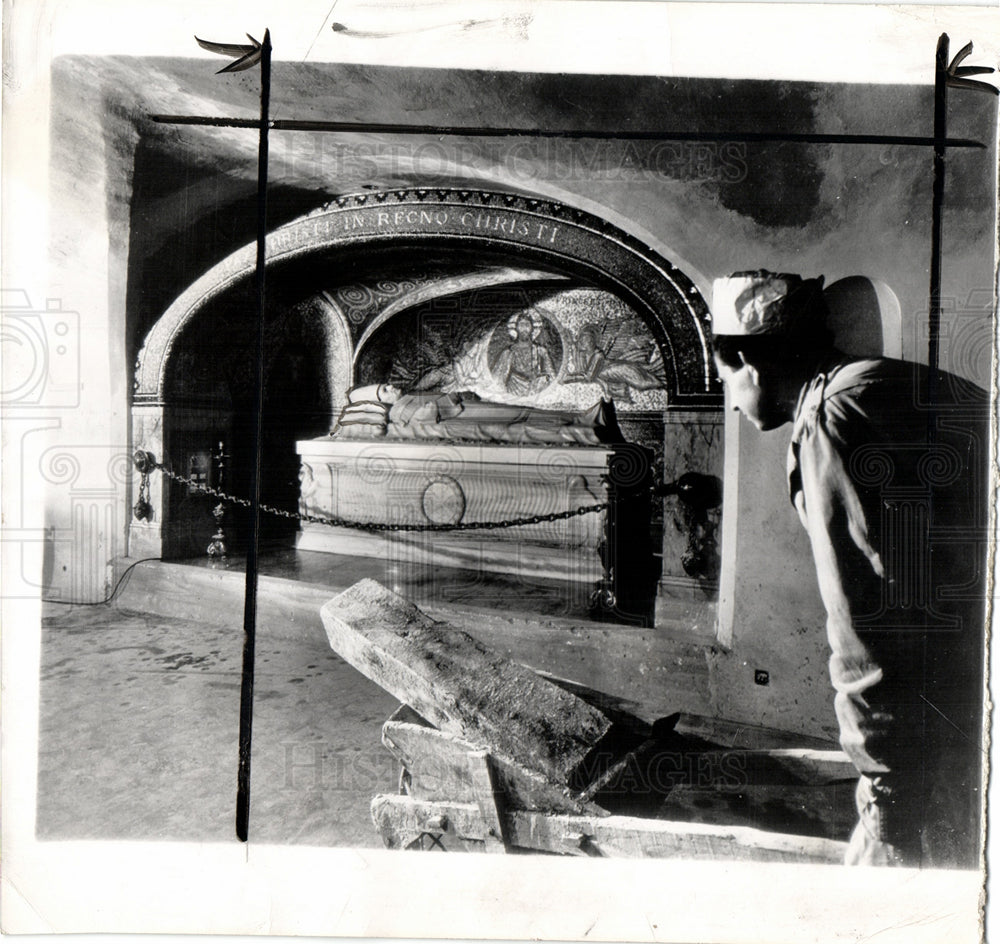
[421,477,466,526]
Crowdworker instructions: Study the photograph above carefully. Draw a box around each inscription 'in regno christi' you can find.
[328,206,562,244]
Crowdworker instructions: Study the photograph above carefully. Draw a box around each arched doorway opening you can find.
[130,189,723,626]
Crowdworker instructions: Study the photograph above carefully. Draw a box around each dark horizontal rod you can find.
[149,114,986,149]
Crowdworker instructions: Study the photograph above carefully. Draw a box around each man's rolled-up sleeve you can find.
[795,411,914,775]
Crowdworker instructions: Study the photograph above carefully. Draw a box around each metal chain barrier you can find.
[154,461,607,533]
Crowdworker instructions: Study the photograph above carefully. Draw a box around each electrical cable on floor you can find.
[40,557,163,607]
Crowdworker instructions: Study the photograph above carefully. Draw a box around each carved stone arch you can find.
[133,188,721,408]
[312,293,355,421]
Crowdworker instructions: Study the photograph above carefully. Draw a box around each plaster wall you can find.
[25,65,139,601]
[36,57,997,739]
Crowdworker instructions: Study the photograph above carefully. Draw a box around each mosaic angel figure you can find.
[566,323,666,401]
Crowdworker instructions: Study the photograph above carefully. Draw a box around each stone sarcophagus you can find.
[295,438,620,582]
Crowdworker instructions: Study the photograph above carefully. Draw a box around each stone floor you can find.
[37,602,399,847]
[35,545,720,849]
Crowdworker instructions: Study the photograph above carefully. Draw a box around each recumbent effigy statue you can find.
[331,382,623,446]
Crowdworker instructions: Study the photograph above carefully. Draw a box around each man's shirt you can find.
[787,354,988,781]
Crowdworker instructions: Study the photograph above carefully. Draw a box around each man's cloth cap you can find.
[711,270,825,336]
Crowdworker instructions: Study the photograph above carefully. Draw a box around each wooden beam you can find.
[467,750,509,853]
[370,796,484,852]
[370,795,849,863]
[321,580,618,788]
[381,706,605,815]
[742,748,856,785]
[510,809,849,863]
[670,712,839,751]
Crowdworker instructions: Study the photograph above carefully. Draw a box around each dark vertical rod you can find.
[236,27,271,843]
[928,33,949,400]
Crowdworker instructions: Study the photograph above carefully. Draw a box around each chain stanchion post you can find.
[591,474,618,614]
[206,440,230,566]
[589,443,656,626]
[132,450,156,521]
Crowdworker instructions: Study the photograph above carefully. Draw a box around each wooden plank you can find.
[370,795,849,864]
[615,738,856,789]
[382,709,604,815]
[382,707,476,803]
[745,748,856,785]
[508,810,849,863]
[657,782,858,842]
[671,712,839,751]
[370,796,484,851]
[321,580,617,787]
[532,674,850,779]
[467,751,508,853]
[574,738,856,838]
